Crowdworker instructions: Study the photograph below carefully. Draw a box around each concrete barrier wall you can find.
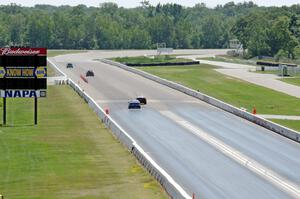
[47,77,69,85]
[47,58,191,199]
[101,59,300,143]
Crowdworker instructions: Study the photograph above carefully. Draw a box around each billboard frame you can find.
[0,47,47,125]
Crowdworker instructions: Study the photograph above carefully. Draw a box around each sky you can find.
[0,0,299,8]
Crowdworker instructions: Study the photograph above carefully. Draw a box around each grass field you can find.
[112,55,190,64]
[140,65,300,116]
[280,77,300,87]
[0,86,166,199]
[47,65,56,77]
[200,56,257,66]
[253,70,279,74]
[271,119,300,132]
[48,50,86,57]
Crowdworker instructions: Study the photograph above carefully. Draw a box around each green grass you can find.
[200,56,257,66]
[271,119,300,132]
[279,73,300,87]
[48,50,86,57]
[252,70,279,75]
[0,86,166,199]
[47,65,56,77]
[112,55,191,65]
[280,78,300,86]
[140,65,300,116]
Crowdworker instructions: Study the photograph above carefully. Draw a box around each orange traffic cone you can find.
[252,107,257,115]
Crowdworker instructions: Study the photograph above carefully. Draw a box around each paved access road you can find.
[50,50,300,199]
[196,59,300,99]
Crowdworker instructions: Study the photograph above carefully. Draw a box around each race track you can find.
[50,50,300,199]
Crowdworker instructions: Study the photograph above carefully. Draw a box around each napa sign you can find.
[0,67,47,78]
[0,90,46,98]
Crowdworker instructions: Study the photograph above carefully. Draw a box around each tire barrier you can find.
[256,61,297,67]
[102,59,300,143]
[47,58,191,199]
[125,61,200,67]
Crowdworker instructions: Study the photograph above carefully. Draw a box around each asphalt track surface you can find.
[50,50,300,199]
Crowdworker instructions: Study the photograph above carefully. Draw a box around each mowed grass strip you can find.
[112,55,190,65]
[48,50,87,57]
[0,86,166,199]
[270,119,300,132]
[47,64,57,77]
[139,65,300,116]
[280,77,300,87]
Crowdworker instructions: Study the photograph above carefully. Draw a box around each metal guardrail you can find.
[101,59,300,144]
[47,58,192,199]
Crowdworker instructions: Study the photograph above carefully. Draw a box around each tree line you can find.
[0,1,300,58]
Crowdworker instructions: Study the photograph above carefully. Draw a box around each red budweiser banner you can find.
[0,48,47,56]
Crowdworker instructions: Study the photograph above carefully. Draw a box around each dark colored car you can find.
[128,99,141,109]
[66,63,73,68]
[136,96,147,105]
[86,70,94,77]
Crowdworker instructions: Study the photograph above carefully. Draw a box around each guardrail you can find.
[47,58,191,199]
[101,59,300,143]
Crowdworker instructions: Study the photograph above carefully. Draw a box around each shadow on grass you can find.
[0,124,36,128]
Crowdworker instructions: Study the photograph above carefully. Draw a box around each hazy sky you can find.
[0,0,299,8]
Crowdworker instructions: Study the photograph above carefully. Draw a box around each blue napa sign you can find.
[0,90,46,98]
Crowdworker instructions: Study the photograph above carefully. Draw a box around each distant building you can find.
[229,39,243,56]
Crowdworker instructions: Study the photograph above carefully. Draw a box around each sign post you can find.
[0,47,47,125]
[34,97,37,125]
[3,97,6,125]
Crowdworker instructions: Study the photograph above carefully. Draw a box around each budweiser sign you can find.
[0,48,47,56]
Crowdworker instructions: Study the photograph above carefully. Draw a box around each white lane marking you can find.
[160,110,300,198]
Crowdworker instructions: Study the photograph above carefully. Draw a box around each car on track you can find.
[136,96,147,105]
[128,99,141,109]
[86,70,94,77]
[66,63,73,68]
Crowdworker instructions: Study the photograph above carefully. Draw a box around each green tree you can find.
[267,16,299,58]
[201,15,226,48]
[232,12,269,56]
[9,14,25,45]
[26,12,53,47]
[147,15,175,47]
[247,27,270,57]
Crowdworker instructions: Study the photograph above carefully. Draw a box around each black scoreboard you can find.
[0,47,47,97]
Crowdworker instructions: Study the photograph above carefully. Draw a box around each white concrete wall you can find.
[102,59,300,143]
